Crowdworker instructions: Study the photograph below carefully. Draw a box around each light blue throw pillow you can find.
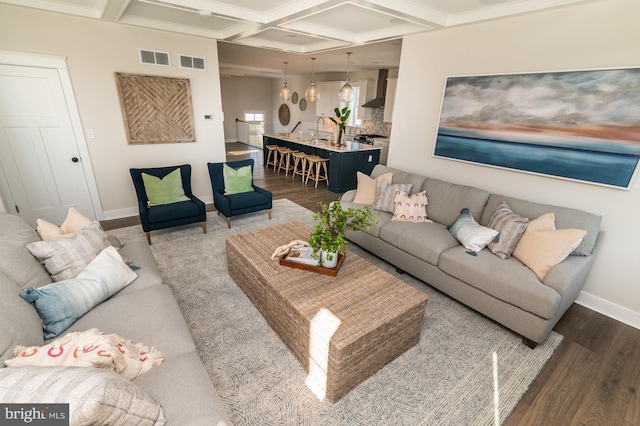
[20,246,137,339]
[449,208,500,256]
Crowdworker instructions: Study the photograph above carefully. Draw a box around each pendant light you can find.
[338,52,354,103]
[279,61,291,101]
[305,57,319,102]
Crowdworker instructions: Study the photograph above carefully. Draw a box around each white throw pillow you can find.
[391,191,433,223]
[36,207,93,241]
[352,172,393,205]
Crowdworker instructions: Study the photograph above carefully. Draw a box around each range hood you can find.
[362,69,389,108]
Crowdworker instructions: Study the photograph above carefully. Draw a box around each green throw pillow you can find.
[223,164,254,195]
[142,168,190,206]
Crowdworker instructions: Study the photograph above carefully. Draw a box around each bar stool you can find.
[305,155,329,188]
[265,145,279,171]
[277,146,296,176]
[291,151,309,182]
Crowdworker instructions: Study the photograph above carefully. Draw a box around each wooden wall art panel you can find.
[115,73,195,144]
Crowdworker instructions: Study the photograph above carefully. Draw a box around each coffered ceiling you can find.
[2,0,598,75]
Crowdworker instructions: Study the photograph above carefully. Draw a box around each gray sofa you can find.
[340,165,603,346]
[0,212,231,425]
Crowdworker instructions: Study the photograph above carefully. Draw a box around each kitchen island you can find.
[263,134,381,193]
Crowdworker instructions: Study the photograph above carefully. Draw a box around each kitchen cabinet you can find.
[315,81,341,117]
[383,77,397,123]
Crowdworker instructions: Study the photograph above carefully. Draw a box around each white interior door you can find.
[0,64,96,227]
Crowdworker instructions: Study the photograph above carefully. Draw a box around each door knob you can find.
[71,157,79,163]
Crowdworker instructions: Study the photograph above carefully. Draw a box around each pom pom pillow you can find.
[391,191,432,223]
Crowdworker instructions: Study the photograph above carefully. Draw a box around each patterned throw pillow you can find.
[371,179,413,213]
[20,246,137,339]
[487,202,529,259]
[391,191,433,223]
[26,221,110,282]
[449,208,499,255]
[513,213,587,281]
[0,367,167,425]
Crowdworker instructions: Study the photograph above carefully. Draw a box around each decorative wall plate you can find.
[278,103,291,126]
[299,98,307,111]
[291,92,298,104]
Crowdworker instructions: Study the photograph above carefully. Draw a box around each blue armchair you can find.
[207,159,272,228]
[130,164,206,244]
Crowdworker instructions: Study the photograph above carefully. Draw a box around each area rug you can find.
[110,199,562,426]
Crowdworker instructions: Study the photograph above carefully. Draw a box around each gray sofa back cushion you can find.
[422,178,491,226]
[0,271,45,365]
[370,165,426,195]
[0,213,52,289]
[480,194,602,256]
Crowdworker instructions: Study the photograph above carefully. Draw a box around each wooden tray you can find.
[279,253,345,277]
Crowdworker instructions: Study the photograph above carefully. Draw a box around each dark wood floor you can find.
[102,143,640,425]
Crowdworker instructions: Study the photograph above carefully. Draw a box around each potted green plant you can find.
[309,200,376,268]
[329,107,351,146]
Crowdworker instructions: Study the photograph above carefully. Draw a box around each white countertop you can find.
[266,133,382,153]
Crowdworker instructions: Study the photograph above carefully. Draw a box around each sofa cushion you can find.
[379,221,459,266]
[0,366,167,425]
[423,178,490,226]
[352,171,393,205]
[0,213,53,290]
[487,202,529,259]
[26,221,110,282]
[438,246,561,319]
[20,246,138,339]
[371,180,413,213]
[449,208,499,255]
[0,271,44,366]
[227,190,272,210]
[512,213,586,281]
[116,239,164,295]
[146,201,201,224]
[480,194,601,256]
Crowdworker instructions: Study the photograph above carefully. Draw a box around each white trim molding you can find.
[576,291,640,331]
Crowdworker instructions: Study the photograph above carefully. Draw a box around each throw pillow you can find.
[449,208,500,255]
[371,179,413,213]
[0,366,167,425]
[223,164,254,195]
[142,168,190,206]
[36,207,93,241]
[487,201,529,259]
[20,246,137,339]
[513,213,587,281]
[6,328,163,380]
[352,172,393,205]
[391,191,433,223]
[26,221,110,282]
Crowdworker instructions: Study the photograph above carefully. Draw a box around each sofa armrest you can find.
[341,190,357,202]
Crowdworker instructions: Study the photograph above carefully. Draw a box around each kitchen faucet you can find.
[316,117,324,143]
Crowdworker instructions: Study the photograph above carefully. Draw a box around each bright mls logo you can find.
[1,404,68,425]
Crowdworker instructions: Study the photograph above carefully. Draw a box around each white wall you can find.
[0,4,226,219]
[221,76,272,142]
[391,0,640,326]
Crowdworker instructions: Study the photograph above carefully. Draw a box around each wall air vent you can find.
[139,49,170,66]
[179,55,206,70]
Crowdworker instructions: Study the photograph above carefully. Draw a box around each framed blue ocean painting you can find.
[433,68,640,189]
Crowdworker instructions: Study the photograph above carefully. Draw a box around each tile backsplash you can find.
[345,106,392,136]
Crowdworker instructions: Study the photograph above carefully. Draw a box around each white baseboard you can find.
[576,291,640,330]
[102,195,214,221]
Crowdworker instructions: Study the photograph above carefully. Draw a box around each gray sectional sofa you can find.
[340,165,603,346]
[0,212,231,425]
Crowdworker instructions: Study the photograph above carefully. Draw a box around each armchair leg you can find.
[227,217,231,229]
[146,232,151,245]
[202,221,207,234]
[268,209,272,220]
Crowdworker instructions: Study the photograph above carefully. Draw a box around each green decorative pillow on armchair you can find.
[223,164,254,195]
[141,168,190,206]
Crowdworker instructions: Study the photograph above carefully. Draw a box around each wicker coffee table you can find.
[225,221,428,402]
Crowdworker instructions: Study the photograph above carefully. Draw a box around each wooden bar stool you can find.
[277,147,296,176]
[265,145,279,171]
[305,155,329,188]
[291,151,309,182]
